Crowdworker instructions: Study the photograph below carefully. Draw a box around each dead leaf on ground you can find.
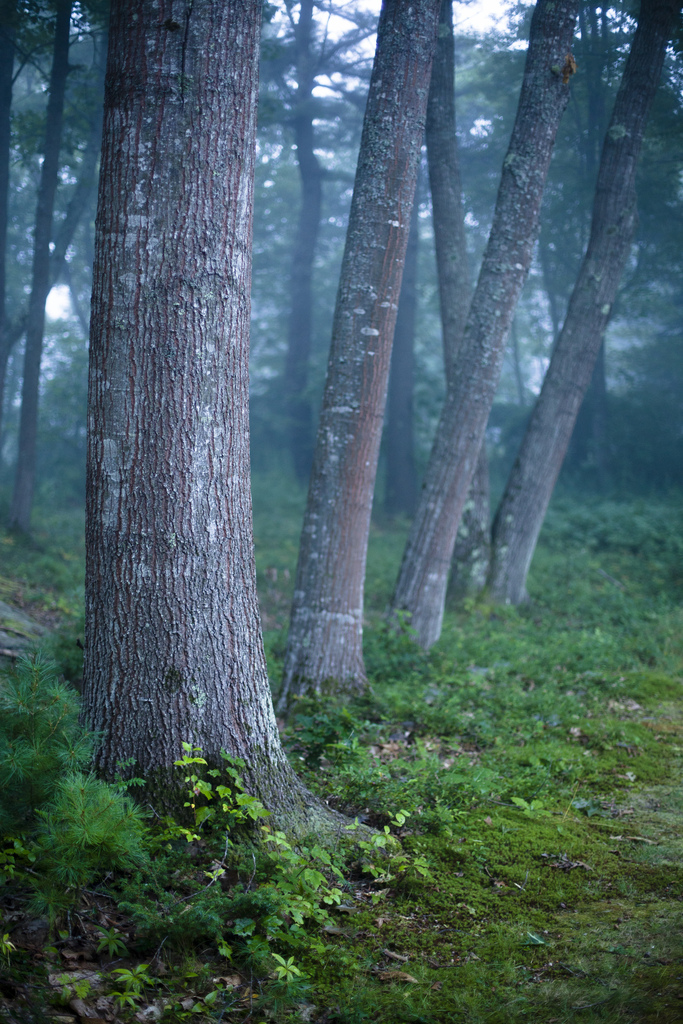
[212,974,242,988]
[431,981,443,991]
[68,998,102,1020]
[609,835,657,845]
[541,853,592,871]
[377,970,419,983]
[382,949,409,962]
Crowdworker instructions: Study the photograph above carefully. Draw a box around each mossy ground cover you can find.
[0,485,681,1023]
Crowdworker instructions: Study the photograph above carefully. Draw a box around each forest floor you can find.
[0,484,681,1023]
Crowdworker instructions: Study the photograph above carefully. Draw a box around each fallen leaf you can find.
[609,835,656,845]
[382,949,409,963]
[378,970,419,984]
[134,1006,163,1024]
[212,974,242,988]
[431,981,443,991]
[68,999,101,1020]
[485,816,493,826]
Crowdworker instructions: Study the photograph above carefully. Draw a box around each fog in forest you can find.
[1,0,681,544]
[1,3,682,1020]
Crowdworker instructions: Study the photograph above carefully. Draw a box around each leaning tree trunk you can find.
[489,0,680,605]
[83,0,322,827]
[384,191,419,518]
[283,0,324,486]
[9,0,71,531]
[278,0,441,709]
[426,0,490,599]
[391,0,579,648]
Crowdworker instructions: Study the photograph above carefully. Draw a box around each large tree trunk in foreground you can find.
[283,0,323,486]
[489,0,680,605]
[8,0,71,531]
[83,0,317,826]
[384,192,419,518]
[426,0,490,599]
[391,0,579,648]
[278,0,441,709]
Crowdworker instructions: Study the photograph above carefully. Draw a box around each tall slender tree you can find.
[83,0,323,826]
[384,189,419,518]
[0,4,14,433]
[8,0,72,531]
[282,0,324,485]
[278,0,441,709]
[488,0,681,605]
[391,0,579,649]
[425,0,490,599]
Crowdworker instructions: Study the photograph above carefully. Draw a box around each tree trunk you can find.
[489,0,680,606]
[8,0,72,532]
[283,0,323,486]
[426,0,490,599]
[384,190,419,518]
[82,0,320,827]
[391,0,579,648]
[448,445,491,600]
[0,10,13,436]
[426,0,469,383]
[278,0,441,709]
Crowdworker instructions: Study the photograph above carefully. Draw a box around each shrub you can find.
[0,653,93,834]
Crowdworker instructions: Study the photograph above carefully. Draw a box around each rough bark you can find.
[82,0,321,828]
[391,0,579,648]
[489,0,680,605]
[426,0,490,599]
[0,10,13,434]
[283,0,324,485]
[384,191,419,518]
[279,0,441,708]
[448,445,491,600]
[8,0,72,532]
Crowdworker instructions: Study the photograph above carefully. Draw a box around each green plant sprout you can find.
[1,932,16,962]
[95,925,128,958]
[271,953,303,985]
[110,963,154,1009]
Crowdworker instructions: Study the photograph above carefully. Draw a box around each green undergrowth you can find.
[0,490,681,1022]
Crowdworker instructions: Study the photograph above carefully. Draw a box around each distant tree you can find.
[278,0,441,708]
[281,0,325,484]
[425,0,490,598]
[259,1,375,483]
[384,187,419,518]
[488,0,682,605]
[0,3,15,436]
[8,0,72,531]
[83,0,322,825]
[390,0,579,649]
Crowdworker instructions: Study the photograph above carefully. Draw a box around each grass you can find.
[0,480,681,1022]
